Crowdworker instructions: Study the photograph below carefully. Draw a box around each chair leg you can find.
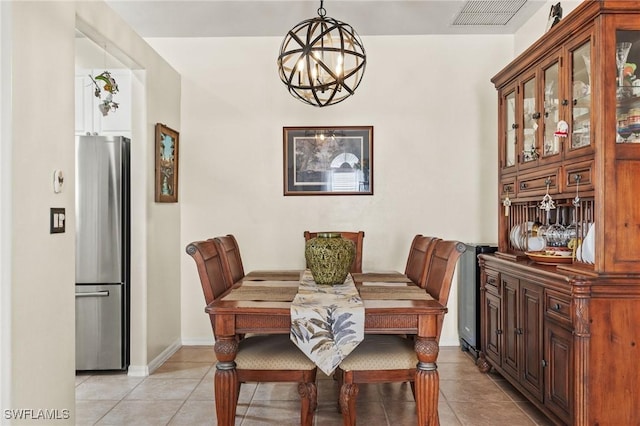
[339,383,359,426]
[298,382,317,426]
[334,370,344,413]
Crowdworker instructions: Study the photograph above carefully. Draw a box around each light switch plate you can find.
[50,208,65,234]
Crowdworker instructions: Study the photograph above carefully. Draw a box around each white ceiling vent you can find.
[452,0,528,26]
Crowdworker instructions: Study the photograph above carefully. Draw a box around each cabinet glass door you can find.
[616,30,640,143]
[503,88,517,169]
[571,41,591,149]
[543,61,560,158]
[522,76,538,164]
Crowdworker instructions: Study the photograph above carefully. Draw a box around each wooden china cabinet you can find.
[478,2,640,425]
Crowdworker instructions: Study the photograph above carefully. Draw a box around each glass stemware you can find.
[546,223,567,247]
[617,42,632,97]
[582,53,591,86]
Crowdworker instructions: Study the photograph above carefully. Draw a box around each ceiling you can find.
[105,0,548,38]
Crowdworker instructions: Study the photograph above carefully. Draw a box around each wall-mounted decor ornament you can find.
[90,71,119,116]
[277,0,366,107]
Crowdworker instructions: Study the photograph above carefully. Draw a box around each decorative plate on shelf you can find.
[525,251,573,265]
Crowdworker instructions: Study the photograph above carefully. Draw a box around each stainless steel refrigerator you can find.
[75,135,130,371]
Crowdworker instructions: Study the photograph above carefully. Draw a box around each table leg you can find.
[214,337,240,426]
[415,337,440,426]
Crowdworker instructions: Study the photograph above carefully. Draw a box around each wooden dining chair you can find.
[186,239,318,426]
[334,239,466,426]
[211,234,245,286]
[303,231,365,273]
[404,235,441,287]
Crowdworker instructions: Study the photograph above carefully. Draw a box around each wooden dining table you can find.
[205,270,447,426]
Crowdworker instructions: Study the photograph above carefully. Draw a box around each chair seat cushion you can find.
[234,334,317,370]
[339,335,417,371]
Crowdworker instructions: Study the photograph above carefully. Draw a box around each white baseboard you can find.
[127,364,149,377]
[438,337,461,347]
[127,338,182,377]
[181,337,214,346]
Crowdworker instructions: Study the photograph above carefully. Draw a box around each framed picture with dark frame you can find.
[283,126,373,196]
[155,123,179,203]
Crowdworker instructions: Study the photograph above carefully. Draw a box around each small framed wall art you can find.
[283,126,373,196]
[155,123,179,203]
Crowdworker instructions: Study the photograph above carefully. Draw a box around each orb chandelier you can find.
[277,0,366,107]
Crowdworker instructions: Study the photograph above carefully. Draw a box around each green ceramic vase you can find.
[305,233,356,285]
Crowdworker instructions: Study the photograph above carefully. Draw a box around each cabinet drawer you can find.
[485,270,500,295]
[501,178,516,198]
[563,159,594,193]
[545,289,571,325]
[517,168,560,197]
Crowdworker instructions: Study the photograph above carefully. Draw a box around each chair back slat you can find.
[185,240,228,305]
[404,235,440,287]
[424,240,466,306]
[303,231,365,273]
[213,234,245,286]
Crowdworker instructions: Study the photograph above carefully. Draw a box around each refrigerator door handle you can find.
[75,290,110,298]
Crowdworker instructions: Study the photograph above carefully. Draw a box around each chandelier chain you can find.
[317,0,326,17]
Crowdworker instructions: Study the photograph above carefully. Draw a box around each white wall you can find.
[148,34,511,346]
[1,1,180,423]
[0,0,11,414]
[514,1,583,56]
[8,2,77,420]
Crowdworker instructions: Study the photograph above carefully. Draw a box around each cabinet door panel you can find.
[567,33,593,158]
[544,321,572,424]
[483,291,502,367]
[520,282,543,401]
[501,275,519,380]
[541,57,562,162]
[521,74,539,169]
[501,85,518,173]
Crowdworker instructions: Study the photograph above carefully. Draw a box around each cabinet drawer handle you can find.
[496,329,503,335]
[553,303,561,311]
[520,182,527,189]
[516,328,523,335]
[532,112,541,120]
[542,359,548,368]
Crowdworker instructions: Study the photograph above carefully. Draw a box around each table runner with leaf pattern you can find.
[290,270,364,375]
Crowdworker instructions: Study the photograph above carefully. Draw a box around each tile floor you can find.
[76,346,553,425]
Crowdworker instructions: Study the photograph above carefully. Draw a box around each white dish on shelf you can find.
[528,236,546,252]
[510,222,534,250]
[510,225,519,249]
[582,223,595,264]
[576,241,583,262]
